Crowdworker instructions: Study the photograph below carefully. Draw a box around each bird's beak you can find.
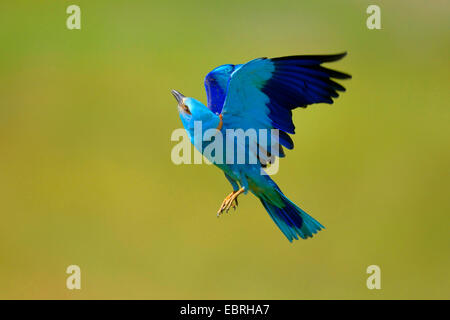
[171,89,185,105]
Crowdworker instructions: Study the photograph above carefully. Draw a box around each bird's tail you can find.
[257,182,324,242]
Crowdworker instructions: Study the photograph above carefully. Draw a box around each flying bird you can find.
[172,53,351,242]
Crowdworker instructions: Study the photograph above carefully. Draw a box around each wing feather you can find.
[220,53,351,163]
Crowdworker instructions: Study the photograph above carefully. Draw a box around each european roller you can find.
[172,53,351,242]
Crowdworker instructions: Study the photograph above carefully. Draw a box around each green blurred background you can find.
[0,0,449,299]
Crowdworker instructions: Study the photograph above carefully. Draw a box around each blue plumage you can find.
[173,53,351,241]
[204,64,239,114]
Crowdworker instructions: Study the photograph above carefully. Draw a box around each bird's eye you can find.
[182,104,191,115]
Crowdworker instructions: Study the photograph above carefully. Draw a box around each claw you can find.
[217,187,245,216]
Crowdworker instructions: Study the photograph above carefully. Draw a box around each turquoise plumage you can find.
[172,53,351,241]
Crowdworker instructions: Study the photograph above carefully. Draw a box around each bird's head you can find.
[171,89,217,131]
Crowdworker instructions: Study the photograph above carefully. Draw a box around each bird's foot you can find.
[217,192,237,216]
[217,187,245,216]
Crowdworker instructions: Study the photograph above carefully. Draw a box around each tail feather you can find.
[259,191,324,242]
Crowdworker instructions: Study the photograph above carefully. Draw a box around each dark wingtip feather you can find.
[271,52,352,80]
[317,66,352,79]
[271,52,348,63]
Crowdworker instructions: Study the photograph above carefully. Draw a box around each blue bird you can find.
[172,53,351,242]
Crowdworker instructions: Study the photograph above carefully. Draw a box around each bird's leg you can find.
[217,191,236,216]
[224,187,244,212]
[217,187,245,216]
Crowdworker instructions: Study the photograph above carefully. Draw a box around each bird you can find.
[171,53,351,242]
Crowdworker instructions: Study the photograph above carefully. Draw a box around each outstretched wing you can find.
[221,53,351,164]
[204,64,241,114]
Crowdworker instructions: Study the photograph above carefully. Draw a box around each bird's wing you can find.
[204,64,241,114]
[221,53,351,164]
